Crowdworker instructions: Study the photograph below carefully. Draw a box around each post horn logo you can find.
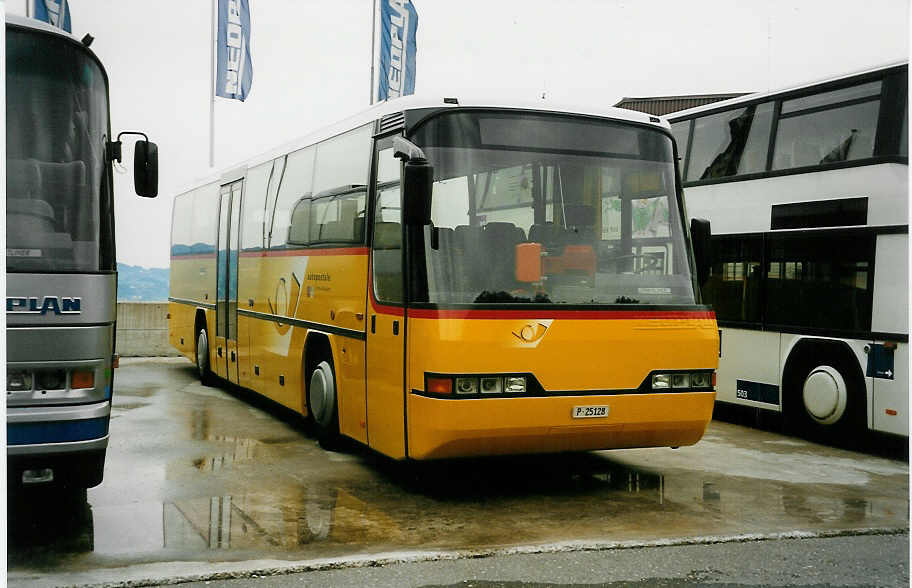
[512,320,553,346]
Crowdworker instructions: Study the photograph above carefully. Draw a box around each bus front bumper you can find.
[407,391,715,460]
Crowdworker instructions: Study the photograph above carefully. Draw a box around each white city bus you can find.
[668,62,908,441]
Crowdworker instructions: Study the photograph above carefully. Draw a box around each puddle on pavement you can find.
[9,451,908,566]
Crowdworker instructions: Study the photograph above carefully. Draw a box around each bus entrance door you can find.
[215,181,243,384]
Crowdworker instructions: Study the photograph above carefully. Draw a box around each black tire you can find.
[307,356,341,450]
[196,327,214,386]
[783,348,864,443]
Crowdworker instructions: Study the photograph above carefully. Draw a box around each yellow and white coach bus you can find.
[668,62,908,442]
[169,97,719,459]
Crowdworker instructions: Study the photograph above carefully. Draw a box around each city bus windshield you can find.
[410,111,696,305]
[6,27,113,272]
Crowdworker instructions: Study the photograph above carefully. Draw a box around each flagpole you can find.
[369,0,377,105]
[209,0,216,168]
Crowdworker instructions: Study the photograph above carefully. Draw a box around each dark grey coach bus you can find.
[6,14,157,491]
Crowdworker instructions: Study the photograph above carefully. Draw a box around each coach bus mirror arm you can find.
[690,218,711,287]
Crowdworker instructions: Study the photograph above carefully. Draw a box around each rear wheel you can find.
[308,358,340,449]
[196,327,213,386]
[784,347,864,442]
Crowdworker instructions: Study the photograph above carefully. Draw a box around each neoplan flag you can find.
[216,0,253,101]
[34,0,72,33]
[377,0,418,101]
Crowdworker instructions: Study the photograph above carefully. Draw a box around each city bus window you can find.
[765,232,873,331]
[269,146,314,249]
[773,84,881,170]
[686,102,773,181]
[702,235,763,324]
[670,120,691,169]
[241,162,272,251]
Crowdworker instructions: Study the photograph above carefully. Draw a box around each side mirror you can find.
[134,140,159,198]
[402,157,432,227]
[690,217,711,287]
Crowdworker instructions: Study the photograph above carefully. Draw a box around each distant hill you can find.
[117,263,169,301]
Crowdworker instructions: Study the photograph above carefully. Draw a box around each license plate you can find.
[572,405,610,418]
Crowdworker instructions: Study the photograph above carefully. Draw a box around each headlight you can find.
[480,377,502,394]
[691,372,711,388]
[652,374,670,389]
[7,370,32,391]
[36,369,67,391]
[455,377,478,395]
[504,376,526,393]
[672,373,690,388]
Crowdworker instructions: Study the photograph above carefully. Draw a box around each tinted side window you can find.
[764,232,873,332]
[702,235,762,324]
[270,146,315,249]
[773,83,881,170]
[686,103,773,181]
[241,162,272,250]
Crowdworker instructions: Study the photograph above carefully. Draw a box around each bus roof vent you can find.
[379,111,405,133]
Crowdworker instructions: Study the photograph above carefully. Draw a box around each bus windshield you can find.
[411,111,696,305]
[6,27,113,272]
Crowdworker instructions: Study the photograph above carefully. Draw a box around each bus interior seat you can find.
[482,222,523,292]
[318,221,352,242]
[454,225,485,292]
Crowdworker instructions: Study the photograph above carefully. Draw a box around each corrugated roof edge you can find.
[666,60,909,121]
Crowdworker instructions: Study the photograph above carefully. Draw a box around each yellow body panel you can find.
[171,251,719,460]
[408,391,715,459]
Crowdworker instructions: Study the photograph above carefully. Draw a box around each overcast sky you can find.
[7,0,910,268]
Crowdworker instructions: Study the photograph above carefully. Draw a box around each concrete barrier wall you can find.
[116,302,179,357]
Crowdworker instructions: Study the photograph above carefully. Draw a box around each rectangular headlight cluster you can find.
[427,375,527,396]
[7,368,94,392]
[652,371,713,390]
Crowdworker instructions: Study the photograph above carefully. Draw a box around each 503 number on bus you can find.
[572,405,611,418]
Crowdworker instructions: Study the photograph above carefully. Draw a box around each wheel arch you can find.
[302,330,337,416]
[781,336,869,427]
[194,309,209,352]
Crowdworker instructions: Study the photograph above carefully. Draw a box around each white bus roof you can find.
[6,12,80,41]
[667,60,909,120]
[187,95,671,190]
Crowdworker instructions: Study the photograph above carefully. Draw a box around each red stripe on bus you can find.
[238,247,370,258]
[406,309,716,320]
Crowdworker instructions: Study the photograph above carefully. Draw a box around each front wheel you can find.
[308,359,340,449]
[196,328,213,386]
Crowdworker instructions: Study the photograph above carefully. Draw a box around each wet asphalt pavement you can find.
[7,358,909,587]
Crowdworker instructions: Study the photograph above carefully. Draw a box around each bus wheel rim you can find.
[197,331,208,376]
[802,365,847,425]
[310,362,334,426]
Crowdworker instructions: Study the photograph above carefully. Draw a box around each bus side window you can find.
[270,146,315,249]
[241,161,272,251]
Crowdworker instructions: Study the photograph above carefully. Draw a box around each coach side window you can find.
[772,81,882,170]
[686,102,773,181]
[241,162,272,251]
[190,183,219,255]
[270,146,315,249]
[170,192,194,256]
[308,124,373,244]
[702,235,762,324]
[670,120,691,172]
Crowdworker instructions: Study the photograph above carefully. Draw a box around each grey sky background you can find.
[7,0,910,268]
